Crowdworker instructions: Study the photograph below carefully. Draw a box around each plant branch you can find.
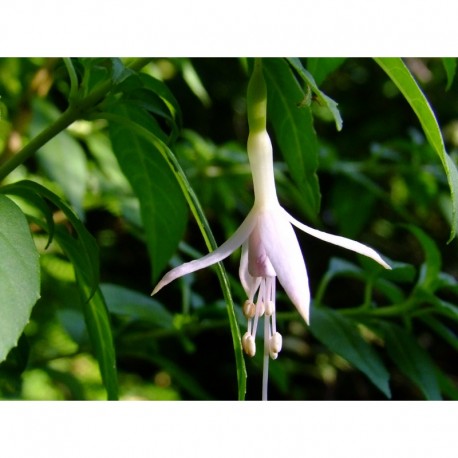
[0,58,152,182]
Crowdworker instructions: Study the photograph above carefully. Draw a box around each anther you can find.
[265,300,274,316]
[242,332,256,357]
[243,300,256,319]
[269,332,282,359]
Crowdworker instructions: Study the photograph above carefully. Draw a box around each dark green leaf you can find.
[101,283,173,328]
[310,306,391,397]
[307,58,347,86]
[382,322,441,400]
[375,58,458,240]
[55,227,118,400]
[108,103,187,281]
[405,225,441,290]
[442,58,457,91]
[0,195,40,362]
[263,58,321,217]
[287,57,343,131]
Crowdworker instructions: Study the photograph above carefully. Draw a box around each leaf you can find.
[287,57,343,131]
[310,307,391,397]
[55,227,118,400]
[2,180,100,298]
[31,99,88,218]
[405,225,441,290]
[100,110,247,400]
[1,181,117,399]
[116,72,182,142]
[101,283,173,328]
[0,195,40,362]
[375,58,458,240]
[442,58,457,91]
[107,103,188,282]
[381,322,441,400]
[263,58,321,217]
[306,58,347,86]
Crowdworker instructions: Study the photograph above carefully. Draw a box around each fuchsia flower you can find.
[152,60,390,399]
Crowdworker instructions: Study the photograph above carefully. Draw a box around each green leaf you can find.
[375,58,458,240]
[442,58,456,91]
[1,180,100,298]
[405,225,441,290]
[101,283,173,328]
[107,103,188,282]
[1,181,117,399]
[100,110,247,400]
[310,307,391,397]
[116,72,182,142]
[287,57,343,131]
[0,195,40,362]
[381,322,441,400]
[263,58,321,217]
[306,58,347,86]
[31,99,88,218]
[55,227,118,400]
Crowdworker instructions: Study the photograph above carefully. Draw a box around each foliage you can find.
[0,57,457,400]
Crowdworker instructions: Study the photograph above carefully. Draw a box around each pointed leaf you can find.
[310,306,391,397]
[381,323,441,400]
[101,283,173,328]
[263,58,321,217]
[306,58,347,86]
[0,195,40,362]
[442,58,456,91]
[288,57,343,131]
[108,103,187,281]
[55,227,118,400]
[375,58,458,240]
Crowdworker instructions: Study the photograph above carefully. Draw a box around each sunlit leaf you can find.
[0,195,40,363]
[375,57,458,240]
[31,99,88,218]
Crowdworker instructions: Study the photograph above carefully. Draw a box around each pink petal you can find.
[284,209,391,270]
[258,206,311,323]
[152,208,257,295]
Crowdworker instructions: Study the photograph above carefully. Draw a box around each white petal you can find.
[259,207,310,323]
[284,208,391,270]
[239,240,260,299]
[152,208,257,295]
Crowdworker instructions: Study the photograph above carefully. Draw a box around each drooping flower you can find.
[152,59,390,399]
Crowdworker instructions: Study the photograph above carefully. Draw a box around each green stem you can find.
[0,58,152,182]
[63,58,79,103]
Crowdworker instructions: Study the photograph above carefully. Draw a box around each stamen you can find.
[269,332,282,359]
[242,332,256,357]
[243,300,256,318]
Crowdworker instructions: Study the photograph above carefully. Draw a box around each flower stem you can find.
[262,315,269,401]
